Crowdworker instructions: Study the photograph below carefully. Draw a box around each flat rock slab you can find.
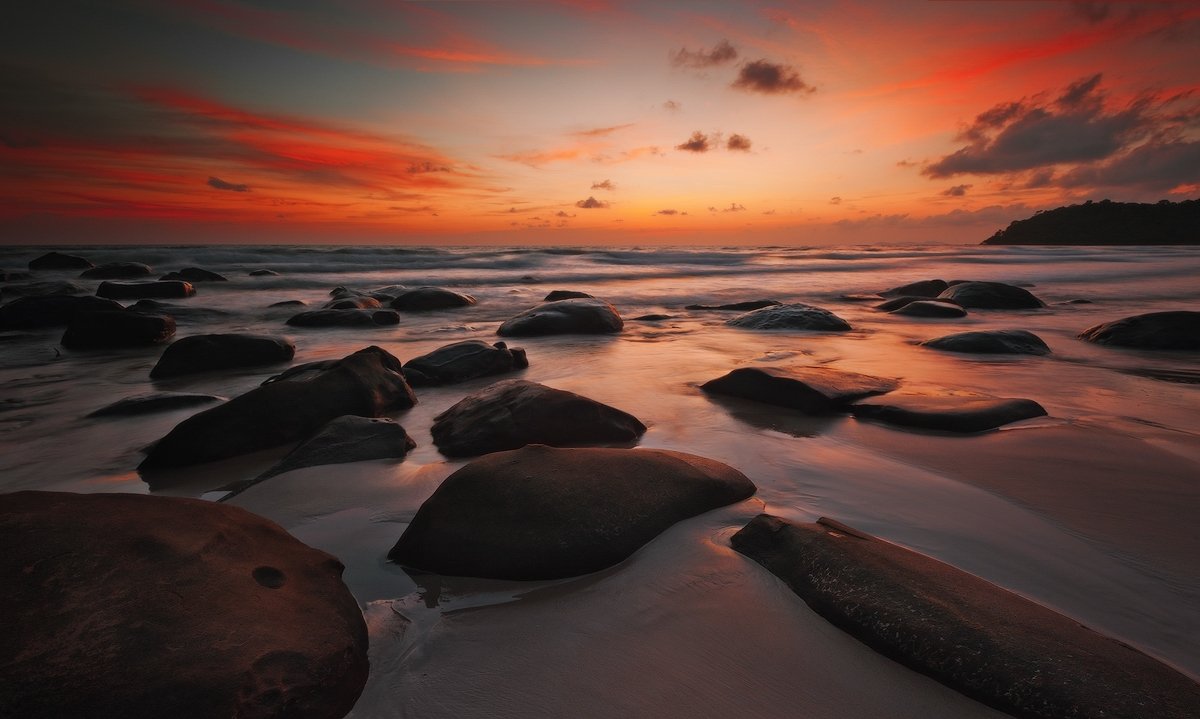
[246,415,416,486]
[431,379,645,457]
[61,310,176,349]
[1078,311,1200,350]
[851,395,1047,432]
[402,339,528,387]
[80,262,153,279]
[726,303,851,331]
[921,329,1051,355]
[890,300,967,318]
[937,281,1044,309]
[0,295,123,330]
[390,444,756,580]
[498,297,623,336]
[286,309,400,327]
[151,333,296,378]
[88,392,225,417]
[389,287,476,311]
[702,366,900,414]
[97,280,196,300]
[731,514,1200,719]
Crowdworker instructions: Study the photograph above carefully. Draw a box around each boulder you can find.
[921,329,1051,355]
[150,334,296,379]
[936,281,1044,309]
[1078,311,1200,350]
[139,346,415,470]
[0,295,123,330]
[726,303,851,331]
[0,280,88,299]
[633,313,673,321]
[80,262,153,279]
[28,251,93,270]
[389,287,476,311]
[850,395,1047,432]
[702,366,899,414]
[0,491,368,719]
[286,309,400,327]
[889,300,968,318]
[249,269,279,277]
[61,311,175,349]
[325,297,381,310]
[685,300,780,311]
[402,340,528,387]
[389,444,756,580]
[88,392,225,417]
[879,279,948,298]
[270,300,306,308]
[159,267,228,282]
[497,298,623,336]
[543,290,594,301]
[731,514,1200,719]
[97,280,196,300]
[246,415,416,485]
[430,379,645,457]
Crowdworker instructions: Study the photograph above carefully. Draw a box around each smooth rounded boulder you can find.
[61,310,175,349]
[389,444,757,580]
[245,415,417,486]
[1078,311,1200,350]
[389,287,476,311]
[850,395,1047,432]
[28,251,93,270]
[80,262,153,279]
[0,295,123,330]
[921,329,1051,355]
[286,309,400,327]
[936,281,1044,309]
[430,379,645,457]
[879,279,948,298]
[889,300,967,318]
[402,339,528,387]
[702,366,899,414]
[726,303,851,331]
[150,333,296,378]
[97,280,196,300]
[497,297,623,336]
[543,290,593,301]
[0,491,368,719]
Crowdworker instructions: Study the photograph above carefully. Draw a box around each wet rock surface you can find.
[850,395,1047,432]
[97,280,196,300]
[726,303,851,331]
[61,311,176,349]
[936,281,1044,309]
[402,340,528,387]
[1078,311,1200,350]
[150,334,296,378]
[498,297,623,336]
[702,366,899,414]
[239,415,416,488]
[389,287,476,311]
[889,300,967,318]
[921,329,1051,355]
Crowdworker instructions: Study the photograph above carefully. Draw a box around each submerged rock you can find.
[889,300,968,318]
[97,280,196,300]
[150,334,296,379]
[873,296,925,311]
[245,415,416,486]
[61,311,175,349]
[28,251,93,270]
[0,295,123,330]
[1078,311,1200,350]
[0,491,368,719]
[731,514,1200,719]
[497,297,623,336]
[702,366,899,414]
[726,303,851,331]
[389,287,476,311]
[685,299,781,311]
[389,444,756,580]
[543,290,594,301]
[286,309,400,327]
[879,279,948,298]
[249,269,279,277]
[270,300,306,308]
[921,329,1051,355]
[402,339,528,387]
[936,281,1044,309]
[88,392,225,417]
[850,395,1047,432]
[159,267,228,282]
[431,379,645,457]
[80,262,152,279]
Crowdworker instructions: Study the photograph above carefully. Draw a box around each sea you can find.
[2,243,1198,718]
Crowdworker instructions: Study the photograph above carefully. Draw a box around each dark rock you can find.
[879,279,948,298]
[430,379,645,457]
[497,298,623,336]
[543,290,594,301]
[1,280,88,299]
[727,303,851,331]
[286,309,400,327]
[0,491,368,719]
[97,280,196,300]
[139,346,415,470]
[921,329,1051,355]
[634,314,673,321]
[389,444,756,580]
[389,287,476,311]
[936,281,1044,309]
[850,395,1047,432]
[88,392,225,417]
[270,300,306,308]
[159,267,228,282]
[701,366,899,414]
[249,269,279,276]
[330,285,406,302]
[731,514,1200,719]
[325,297,381,310]
[80,262,153,279]
[1078,311,1200,350]
[151,334,296,379]
[0,295,123,330]
[890,300,968,318]
[1063,298,1093,304]
[61,311,176,349]
[129,299,232,321]
[685,299,781,311]
[28,251,93,271]
[245,415,416,485]
[402,340,528,387]
[874,296,926,311]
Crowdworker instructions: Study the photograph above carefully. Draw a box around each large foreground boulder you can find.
[431,379,645,457]
[28,251,93,270]
[140,346,415,470]
[0,491,368,719]
[286,309,400,327]
[498,297,623,336]
[402,340,528,387]
[937,281,1044,309]
[702,366,899,414]
[0,295,123,330]
[389,287,476,311]
[1078,311,1200,350]
[151,334,296,378]
[61,311,175,349]
[731,514,1200,719]
[726,303,851,331]
[921,329,1051,355]
[97,280,196,300]
[245,415,416,486]
[390,445,756,580]
[850,395,1047,432]
[80,262,152,279]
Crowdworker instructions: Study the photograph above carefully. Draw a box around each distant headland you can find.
[983,199,1200,246]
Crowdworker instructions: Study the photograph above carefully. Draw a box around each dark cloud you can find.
[1024,169,1057,188]
[1059,140,1200,192]
[829,196,842,205]
[721,202,746,212]
[1057,73,1104,108]
[591,179,616,190]
[207,176,250,192]
[942,184,972,197]
[727,134,752,152]
[407,161,449,173]
[555,210,575,218]
[663,100,681,112]
[669,40,738,69]
[676,131,710,153]
[575,196,609,209]
[731,60,814,95]
[762,209,776,215]
[655,209,679,215]
[572,123,635,137]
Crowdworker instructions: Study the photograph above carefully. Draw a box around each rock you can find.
[921,329,1051,355]
[685,299,781,311]
[0,491,368,719]
[840,293,884,302]
[97,280,196,300]
[1,280,88,299]
[249,269,279,276]
[701,366,899,414]
[159,267,228,282]
[879,279,948,298]
[1078,311,1200,350]
[402,340,528,387]
[889,300,968,318]
[389,444,756,580]
[150,334,296,379]
[139,346,415,470]
[61,311,176,349]
[87,392,225,417]
[286,309,400,327]
[0,295,123,330]
[1063,298,1093,304]
[731,514,1200,719]
[330,285,407,303]
[873,296,925,311]
[28,251,93,270]
[325,297,381,310]
[543,290,593,301]
[270,300,306,308]
[129,299,231,321]
[936,281,1044,309]
[245,415,416,485]
[726,303,851,331]
[850,395,1047,432]
[389,287,476,311]
[80,262,153,279]
[497,298,623,336]
[430,379,645,457]
[634,314,672,321]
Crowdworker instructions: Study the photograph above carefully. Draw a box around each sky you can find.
[1,0,1197,245]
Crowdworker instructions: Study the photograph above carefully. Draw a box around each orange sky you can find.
[1,0,1197,245]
